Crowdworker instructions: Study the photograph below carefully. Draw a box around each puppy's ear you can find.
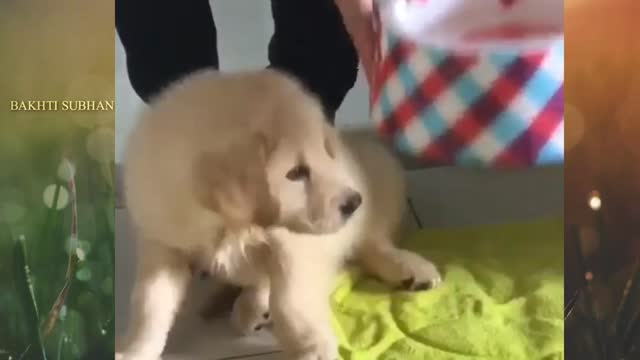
[193,133,279,228]
[323,125,339,159]
[253,131,277,165]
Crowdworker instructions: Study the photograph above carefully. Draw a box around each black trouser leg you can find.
[268,0,359,121]
[115,0,218,103]
[116,0,359,118]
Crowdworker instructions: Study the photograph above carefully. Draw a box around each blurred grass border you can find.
[0,0,115,359]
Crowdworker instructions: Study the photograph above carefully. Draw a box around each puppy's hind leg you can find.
[231,278,272,335]
[357,236,442,291]
[116,241,191,360]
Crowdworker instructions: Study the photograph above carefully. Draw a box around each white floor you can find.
[115,166,563,359]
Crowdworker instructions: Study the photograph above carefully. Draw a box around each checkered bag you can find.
[370,0,564,167]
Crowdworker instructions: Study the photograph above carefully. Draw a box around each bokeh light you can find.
[42,184,70,210]
[57,160,76,182]
[76,267,91,282]
[76,248,86,261]
[588,191,601,211]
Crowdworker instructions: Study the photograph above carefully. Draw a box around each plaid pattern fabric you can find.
[371,32,564,167]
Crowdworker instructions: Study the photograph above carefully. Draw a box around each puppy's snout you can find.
[340,191,362,218]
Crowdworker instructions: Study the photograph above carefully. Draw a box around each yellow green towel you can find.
[331,218,564,360]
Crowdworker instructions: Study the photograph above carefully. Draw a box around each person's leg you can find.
[268,0,359,121]
[116,0,218,103]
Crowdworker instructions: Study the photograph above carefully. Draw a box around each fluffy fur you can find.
[117,69,441,360]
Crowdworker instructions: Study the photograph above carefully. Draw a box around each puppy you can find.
[118,69,362,360]
[118,68,441,360]
[229,131,443,360]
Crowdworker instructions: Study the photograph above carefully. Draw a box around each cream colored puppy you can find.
[118,69,362,360]
[233,131,443,360]
[118,68,441,360]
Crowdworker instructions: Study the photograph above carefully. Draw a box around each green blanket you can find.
[331,218,564,360]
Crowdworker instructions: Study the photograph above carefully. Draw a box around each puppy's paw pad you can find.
[395,250,442,292]
[231,292,272,336]
[399,276,442,291]
[232,310,272,335]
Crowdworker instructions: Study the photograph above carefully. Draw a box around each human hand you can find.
[334,0,377,86]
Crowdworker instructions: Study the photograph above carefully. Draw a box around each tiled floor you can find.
[115,166,563,359]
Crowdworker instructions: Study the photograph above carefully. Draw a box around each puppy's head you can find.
[264,122,362,234]
[193,133,280,230]
[194,100,361,235]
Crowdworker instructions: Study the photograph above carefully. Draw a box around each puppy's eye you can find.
[286,165,310,181]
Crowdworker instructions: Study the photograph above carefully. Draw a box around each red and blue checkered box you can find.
[370,0,564,167]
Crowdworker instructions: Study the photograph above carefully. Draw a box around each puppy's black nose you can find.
[340,192,362,218]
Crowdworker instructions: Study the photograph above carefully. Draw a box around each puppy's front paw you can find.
[231,288,272,335]
[395,249,442,291]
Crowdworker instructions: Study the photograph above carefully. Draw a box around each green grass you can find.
[0,124,115,360]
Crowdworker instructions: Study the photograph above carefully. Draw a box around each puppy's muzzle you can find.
[339,190,362,219]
